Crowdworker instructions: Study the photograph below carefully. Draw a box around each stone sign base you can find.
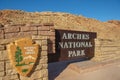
[0,35,48,80]
[0,23,55,80]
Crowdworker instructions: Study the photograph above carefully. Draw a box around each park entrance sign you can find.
[55,29,97,61]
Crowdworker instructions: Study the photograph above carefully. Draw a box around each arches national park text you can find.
[55,30,96,61]
[59,33,92,57]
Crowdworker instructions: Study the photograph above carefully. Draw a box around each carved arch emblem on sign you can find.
[7,38,39,76]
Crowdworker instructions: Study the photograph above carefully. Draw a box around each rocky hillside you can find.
[0,10,120,40]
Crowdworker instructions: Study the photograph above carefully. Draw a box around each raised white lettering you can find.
[62,33,67,39]
[68,50,85,57]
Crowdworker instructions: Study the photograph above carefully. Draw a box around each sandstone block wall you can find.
[0,23,55,54]
[93,39,120,62]
[0,23,55,80]
[0,36,49,80]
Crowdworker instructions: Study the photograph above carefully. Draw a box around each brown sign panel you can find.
[48,29,97,62]
[7,38,39,76]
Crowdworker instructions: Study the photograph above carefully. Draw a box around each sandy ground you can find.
[48,59,120,80]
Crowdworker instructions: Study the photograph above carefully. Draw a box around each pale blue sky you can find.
[0,0,120,21]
